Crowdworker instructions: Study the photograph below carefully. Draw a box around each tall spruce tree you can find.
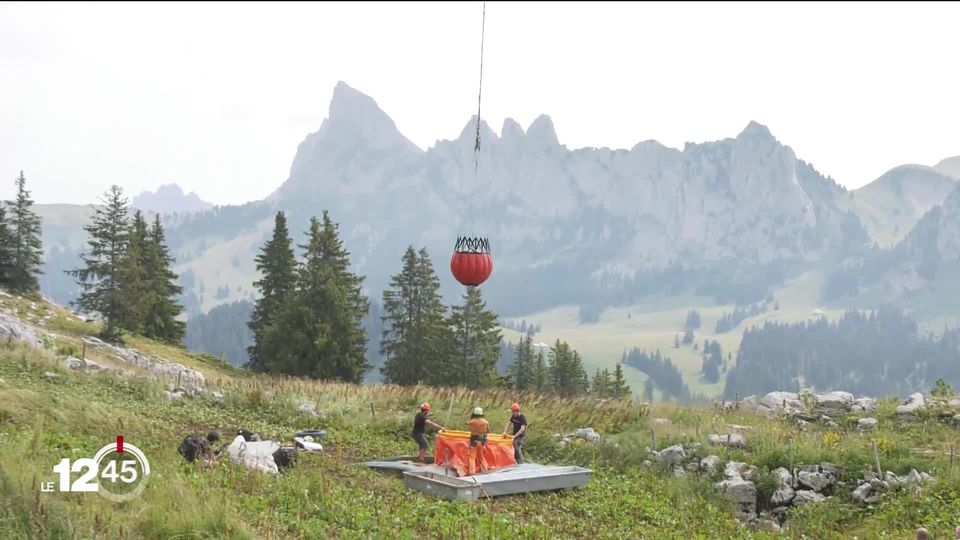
[611,363,632,399]
[261,213,369,382]
[591,368,612,397]
[642,378,655,402]
[0,203,13,287]
[507,334,535,390]
[547,339,589,397]
[68,185,130,342]
[247,211,296,371]
[8,171,43,293]
[380,247,450,386]
[448,285,502,388]
[142,215,185,343]
[118,211,150,333]
[531,349,548,393]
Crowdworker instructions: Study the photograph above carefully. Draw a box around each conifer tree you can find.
[0,203,13,287]
[507,334,535,390]
[591,368,611,397]
[531,349,548,393]
[448,285,502,388]
[547,339,589,397]
[261,212,369,382]
[610,363,632,399]
[142,215,185,343]
[68,185,130,342]
[118,211,149,333]
[380,247,451,385]
[247,211,296,371]
[8,171,43,293]
[642,378,655,402]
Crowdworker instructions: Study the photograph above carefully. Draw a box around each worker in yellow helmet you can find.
[465,407,490,475]
[412,402,445,463]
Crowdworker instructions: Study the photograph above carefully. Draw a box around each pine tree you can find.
[448,285,502,388]
[610,363,632,399]
[0,203,14,287]
[68,185,130,342]
[507,334,535,390]
[8,171,43,293]
[380,247,450,385]
[591,368,611,397]
[547,339,589,397]
[141,215,185,343]
[118,211,150,333]
[530,349,548,393]
[262,213,369,382]
[247,211,296,371]
[642,378,654,402]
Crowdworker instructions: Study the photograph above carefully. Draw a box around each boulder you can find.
[774,467,793,486]
[653,418,671,425]
[700,455,721,474]
[815,391,855,415]
[297,402,319,417]
[948,399,960,408]
[708,433,747,449]
[656,444,686,466]
[0,309,44,349]
[771,485,795,506]
[851,397,878,413]
[902,469,923,487]
[792,490,826,505]
[63,356,84,370]
[725,461,756,481]
[574,427,601,443]
[819,463,839,482]
[755,391,805,417]
[673,466,687,477]
[752,517,782,533]
[797,470,832,492]
[896,393,926,415]
[857,417,878,430]
[42,371,57,381]
[851,483,873,504]
[715,477,757,521]
[212,391,225,403]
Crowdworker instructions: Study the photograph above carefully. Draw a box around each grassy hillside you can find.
[3,294,960,537]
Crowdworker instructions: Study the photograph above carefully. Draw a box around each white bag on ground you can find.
[226,434,280,475]
[294,436,323,452]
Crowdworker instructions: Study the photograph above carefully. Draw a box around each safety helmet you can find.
[511,403,521,412]
[420,402,430,411]
[473,407,484,416]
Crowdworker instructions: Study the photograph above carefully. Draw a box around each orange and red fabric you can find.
[433,430,517,476]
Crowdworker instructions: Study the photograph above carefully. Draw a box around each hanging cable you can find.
[474,2,486,178]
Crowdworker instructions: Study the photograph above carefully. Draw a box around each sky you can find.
[1,1,958,206]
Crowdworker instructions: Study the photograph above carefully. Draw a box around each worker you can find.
[412,402,445,463]
[466,407,490,475]
[503,402,527,463]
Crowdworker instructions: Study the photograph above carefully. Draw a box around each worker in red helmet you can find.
[412,402,445,463]
[503,402,528,463]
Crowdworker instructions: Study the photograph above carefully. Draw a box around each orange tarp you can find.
[434,430,516,477]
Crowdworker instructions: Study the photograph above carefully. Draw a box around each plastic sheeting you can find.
[434,430,516,477]
[226,435,281,475]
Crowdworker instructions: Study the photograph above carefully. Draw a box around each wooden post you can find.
[81,341,86,362]
[176,370,182,390]
[446,392,456,426]
[651,427,657,451]
[370,402,376,420]
[735,393,740,410]
[871,441,882,476]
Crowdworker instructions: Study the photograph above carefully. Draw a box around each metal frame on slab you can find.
[401,464,592,501]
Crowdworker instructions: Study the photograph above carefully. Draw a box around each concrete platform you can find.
[402,463,592,501]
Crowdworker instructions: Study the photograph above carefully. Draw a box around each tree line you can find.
[622,347,689,401]
[723,305,960,399]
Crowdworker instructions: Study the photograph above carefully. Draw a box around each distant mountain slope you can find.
[132,183,214,215]
[851,165,958,247]
[934,156,960,179]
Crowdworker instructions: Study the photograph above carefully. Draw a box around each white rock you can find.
[771,485,795,506]
[700,455,721,474]
[715,477,757,521]
[673,466,687,477]
[756,391,805,417]
[708,433,747,449]
[574,427,601,443]
[792,490,826,505]
[63,357,84,370]
[656,444,686,466]
[297,402,319,417]
[815,391,855,415]
[774,467,793,486]
[851,483,873,504]
[0,309,45,349]
[851,397,878,412]
[797,470,831,492]
[857,417,878,430]
[42,371,57,381]
[896,393,926,415]
[725,461,756,481]
[653,418,671,425]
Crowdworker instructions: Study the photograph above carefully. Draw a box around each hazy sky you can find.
[2,1,958,206]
